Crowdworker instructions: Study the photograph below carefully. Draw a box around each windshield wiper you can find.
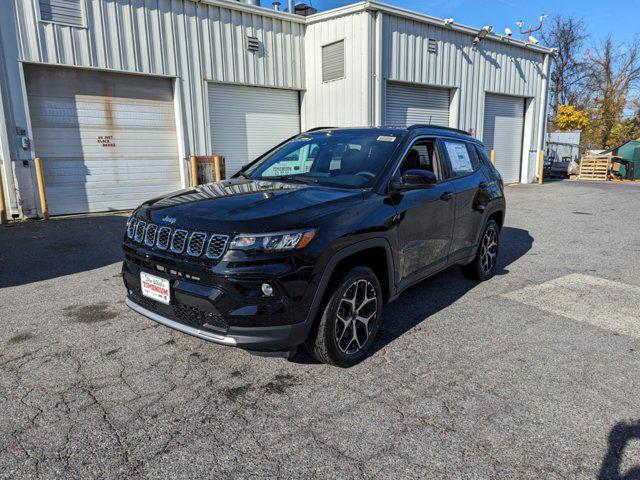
[235,171,250,179]
[266,175,319,185]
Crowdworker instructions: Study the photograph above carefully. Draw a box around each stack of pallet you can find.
[577,155,611,181]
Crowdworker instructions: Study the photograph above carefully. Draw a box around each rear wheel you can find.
[461,219,500,281]
[306,266,382,367]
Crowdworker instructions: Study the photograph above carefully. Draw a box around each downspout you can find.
[535,51,552,180]
[373,10,383,127]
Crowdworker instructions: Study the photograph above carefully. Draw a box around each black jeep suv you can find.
[122,125,505,367]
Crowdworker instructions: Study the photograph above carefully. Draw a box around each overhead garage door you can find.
[208,84,300,176]
[385,82,450,127]
[25,65,181,215]
[483,94,525,184]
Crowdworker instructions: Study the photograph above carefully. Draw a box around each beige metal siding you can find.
[385,82,449,127]
[208,84,300,177]
[302,11,373,129]
[14,0,305,159]
[483,93,525,184]
[26,65,180,215]
[382,13,543,143]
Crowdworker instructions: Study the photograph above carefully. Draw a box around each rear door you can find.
[439,138,490,263]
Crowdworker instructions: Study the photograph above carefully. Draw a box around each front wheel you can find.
[461,219,500,281]
[306,266,382,367]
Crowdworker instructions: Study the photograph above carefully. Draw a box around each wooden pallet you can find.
[577,155,611,181]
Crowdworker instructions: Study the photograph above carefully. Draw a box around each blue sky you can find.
[308,0,640,45]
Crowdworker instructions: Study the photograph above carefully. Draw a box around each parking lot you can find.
[1,180,639,479]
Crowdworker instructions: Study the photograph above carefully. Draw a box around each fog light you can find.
[261,283,274,297]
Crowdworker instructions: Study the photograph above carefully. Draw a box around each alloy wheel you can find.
[480,226,499,274]
[334,279,378,355]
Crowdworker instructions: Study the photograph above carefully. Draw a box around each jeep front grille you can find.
[206,235,229,259]
[128,220,229,260]
[126,216,136,239]
[186,232,207,257]
[157,227,172,250]
[134,221,146,243]
[144,224,158,247]
[170,230,188,253]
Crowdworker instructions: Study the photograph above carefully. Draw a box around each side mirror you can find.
[391,169,437,191]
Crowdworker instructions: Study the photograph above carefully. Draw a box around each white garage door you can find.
[385,82,450,127]
[25,65,181,215]
[208,84,300,177]
[483,94,525,184]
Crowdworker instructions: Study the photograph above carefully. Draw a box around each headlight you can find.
[230,229,317,254]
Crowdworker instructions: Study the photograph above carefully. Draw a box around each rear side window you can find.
[442,140,474,176]
[474,144,501,180]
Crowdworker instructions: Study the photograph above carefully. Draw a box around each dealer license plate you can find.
[140,272,170,305]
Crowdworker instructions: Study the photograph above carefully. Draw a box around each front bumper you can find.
[121,249,318,351]
[125,296,309,350]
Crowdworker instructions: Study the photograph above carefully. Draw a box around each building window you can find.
[322,40,345,82]
[39,0,85,27]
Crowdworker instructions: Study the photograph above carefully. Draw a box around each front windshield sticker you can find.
[377,135,396,142]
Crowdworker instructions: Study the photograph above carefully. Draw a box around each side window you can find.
[474,144,491,166]
[399,139,441,179]
[442,140,474,177]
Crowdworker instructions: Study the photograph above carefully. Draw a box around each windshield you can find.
[241,131,401,188]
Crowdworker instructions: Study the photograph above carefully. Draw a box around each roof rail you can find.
[406,124,471,136]
[305,126,336,132]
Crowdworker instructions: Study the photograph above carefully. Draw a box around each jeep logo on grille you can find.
[162,216,177,224]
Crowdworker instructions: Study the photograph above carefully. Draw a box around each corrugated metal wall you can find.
[382,13,545,182]
[301,11,373,129]
[382,14,544,143]
[14,0,305,173]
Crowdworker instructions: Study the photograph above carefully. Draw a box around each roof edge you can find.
[193,0,305,23]
[306,0,555,55]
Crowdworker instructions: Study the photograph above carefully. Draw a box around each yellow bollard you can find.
[189,155,198,187]
[538,150,544,185]
[213,155,223,182]
[0,164,6,224]
[490,149,495,165]
[34,157,49,219]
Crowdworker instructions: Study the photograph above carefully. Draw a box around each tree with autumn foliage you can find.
[542,19,640,150]
[555,105,590,131]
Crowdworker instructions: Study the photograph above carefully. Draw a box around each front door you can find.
[391,138,455,286]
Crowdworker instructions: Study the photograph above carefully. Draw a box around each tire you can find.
[461,219,500,281]
[305,266,382,368]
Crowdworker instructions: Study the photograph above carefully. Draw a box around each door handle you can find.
[440,192,453,201]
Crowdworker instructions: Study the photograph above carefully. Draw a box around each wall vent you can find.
[39,0,84,27]
[321,40,345,82]
[246,36,260,52]
[428,38,438,54]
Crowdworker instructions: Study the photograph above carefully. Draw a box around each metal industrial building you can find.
[0,0,552,218]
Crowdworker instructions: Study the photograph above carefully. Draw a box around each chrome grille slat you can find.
[186,232,207,257]
[128,218,228,260]
[134,221,146,243]
[170,229,188,253]
[126,217,137,239]
[144,224,158,247]
[156,227,172,250]
[206,234,229,259]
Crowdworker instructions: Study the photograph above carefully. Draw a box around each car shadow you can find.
[0,214,128,288]
[598,420,640,480]
[292,226,534,364]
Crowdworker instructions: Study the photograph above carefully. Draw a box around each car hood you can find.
[137,179,363,232]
